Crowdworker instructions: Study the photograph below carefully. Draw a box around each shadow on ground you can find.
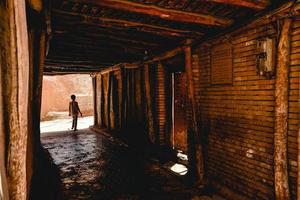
[39,128,224,200]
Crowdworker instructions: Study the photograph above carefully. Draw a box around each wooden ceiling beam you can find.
[50,47,144,60]
[52,9,203,38]
[52,28,173,47]
[53,30,161,47]
[51,35,148,51]
[45,59,110,65]
[207,0,269,10]
[44,66,103,73]
[46,54,138,64]
[52,41,145,56]
[73,0,232,26]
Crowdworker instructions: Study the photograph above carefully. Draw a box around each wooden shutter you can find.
[211,43,233,84]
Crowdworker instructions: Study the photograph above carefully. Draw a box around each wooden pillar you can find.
[100,75,105,127]
[0,0,30,199]
[120,68,127,129]
[107,72,112,130]
[184,45,204,184]
[26,28,46,198]
[0,5,10,199]
[144,64,155,144]
[92,77,97,126]
[274,18,292,200]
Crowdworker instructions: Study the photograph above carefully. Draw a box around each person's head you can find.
[71,94,76,101]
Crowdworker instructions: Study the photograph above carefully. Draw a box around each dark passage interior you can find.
[0,0,300,200]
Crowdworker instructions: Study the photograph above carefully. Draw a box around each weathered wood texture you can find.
[78,0,232,26]
[27,29,46,197]
[0,4,10,200]
[94,67,146,136]
[206,0,269,10]
[144,64,156,144]
[274,17,292,200]
[185,46,205,184]
[0,0,30,199]
[192,23,278,200]
[92,77,97,125]
[211,43,233,85]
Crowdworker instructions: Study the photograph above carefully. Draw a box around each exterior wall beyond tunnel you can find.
[41,75,93,120]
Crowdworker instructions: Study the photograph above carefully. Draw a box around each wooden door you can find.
[172,72,188,152]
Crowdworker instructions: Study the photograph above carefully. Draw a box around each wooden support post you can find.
[107,72,112,130]
[120,67,125,129]
[184,45,205,185]
[274,17,292,200]
[92,77,98,126]
[144,64,155,144]
[99,75,104,127]
[0,5,10,199]
[26,29,46,196]
[0,0,30,199]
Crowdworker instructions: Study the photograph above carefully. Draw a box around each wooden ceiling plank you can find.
[207,0,269,10]
[51,36,148,52]
[71,0,232,26]
[52,41,145,56]
[52,9,203,38]
[52,27,173,47]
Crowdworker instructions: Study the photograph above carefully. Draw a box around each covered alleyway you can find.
[1,0,300,200]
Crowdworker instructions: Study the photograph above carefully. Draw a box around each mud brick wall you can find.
[191,18,300,199]
[288,16,300,199]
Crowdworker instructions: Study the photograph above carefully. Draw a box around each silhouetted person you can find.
[69,94,82,131]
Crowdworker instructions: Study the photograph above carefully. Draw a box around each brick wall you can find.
[191,17,300,199]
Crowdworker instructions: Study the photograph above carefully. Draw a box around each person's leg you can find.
[74,115,78,131]
[71,116,75,129]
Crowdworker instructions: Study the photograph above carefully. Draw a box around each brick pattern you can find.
[155,63,167,146]
[288,17,300,199]
[192,24,278,199]
[190,17,300,199]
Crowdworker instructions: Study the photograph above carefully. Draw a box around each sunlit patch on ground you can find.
[170,163,188,175]
[177,151,188,161]
[40,115,93,133]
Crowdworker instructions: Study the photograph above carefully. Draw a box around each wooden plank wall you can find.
[192,23,280,199]
[288,16,300,200]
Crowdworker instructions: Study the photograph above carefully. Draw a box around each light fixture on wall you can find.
[255,37,276,79]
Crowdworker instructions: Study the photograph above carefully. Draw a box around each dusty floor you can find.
[40,115,93,133]
[41,129,225,200]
